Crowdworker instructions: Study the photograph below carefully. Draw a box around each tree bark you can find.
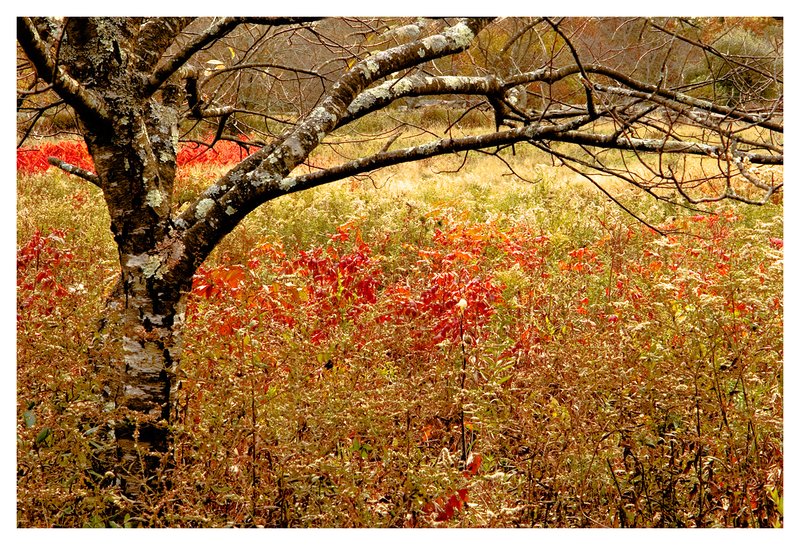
[57,16,192,494]
[85,109,195,496]
[94,273,188,497]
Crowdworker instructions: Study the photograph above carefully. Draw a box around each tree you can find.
[16,16,782,499]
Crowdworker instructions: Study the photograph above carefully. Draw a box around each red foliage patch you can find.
[17,141,93,174]
[422,487,469,522]
[176,139,254,167]
[17,137,254,175]
[17,228,76,315]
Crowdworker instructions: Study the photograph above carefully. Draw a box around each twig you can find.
[458,300,468,468]
[379,130,404,153]
[545,18,596,118]
[532,144,667,236]
[47,156,101,188]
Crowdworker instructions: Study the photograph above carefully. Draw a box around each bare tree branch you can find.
[177,18,495,264]
[500,17,544,54]
[266,117,598,194]
[46,157,101,187]
[507,63,783,132]
[144,17,320,95]
[16,17,109,125]
[648,19,782,84]
[547,130,781,165]
[145,17,244,94]
[545,18,597,117]
[133,17,196,73]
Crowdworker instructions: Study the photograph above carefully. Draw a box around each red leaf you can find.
[35,270,52,284]
[215,266,246,289]
[569,247,586,259]
[423,488,469,522]
[193,283,215,299]
[463,454,482,477]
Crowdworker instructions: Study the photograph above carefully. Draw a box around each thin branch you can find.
[17,82,53,98]
[584,65,783,132]
[506,63,783,133]
[500,18,544,54]
[379,130,404,153]
[477,148,538,184]
[204,61,328,83]
[648,19,781,84]
[17,99,66,147]
[545,18,596,117]
[540,144,666,235]
[145,17,319,95]
[529,140,707,216]
[547,130,781,165]
[211,111,233,144]
[146,17,245,94]
[280,117,597,192]
[47,157,101,188]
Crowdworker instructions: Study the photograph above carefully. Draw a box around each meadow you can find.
[16,137,783,527]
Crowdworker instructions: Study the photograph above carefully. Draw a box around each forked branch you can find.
[16,17,109,125]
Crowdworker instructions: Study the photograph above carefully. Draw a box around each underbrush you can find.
[17,155,783,527]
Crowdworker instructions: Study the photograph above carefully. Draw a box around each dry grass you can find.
[16,141,783,528]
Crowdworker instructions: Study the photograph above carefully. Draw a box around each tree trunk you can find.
[93,265,190,497]
[78,78,189,496]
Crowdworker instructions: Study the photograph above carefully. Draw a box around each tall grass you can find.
[17,143,782,527]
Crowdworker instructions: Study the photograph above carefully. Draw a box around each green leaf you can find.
[83,425,99,436]
[35,427,52,446]
[23,409,36,428]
